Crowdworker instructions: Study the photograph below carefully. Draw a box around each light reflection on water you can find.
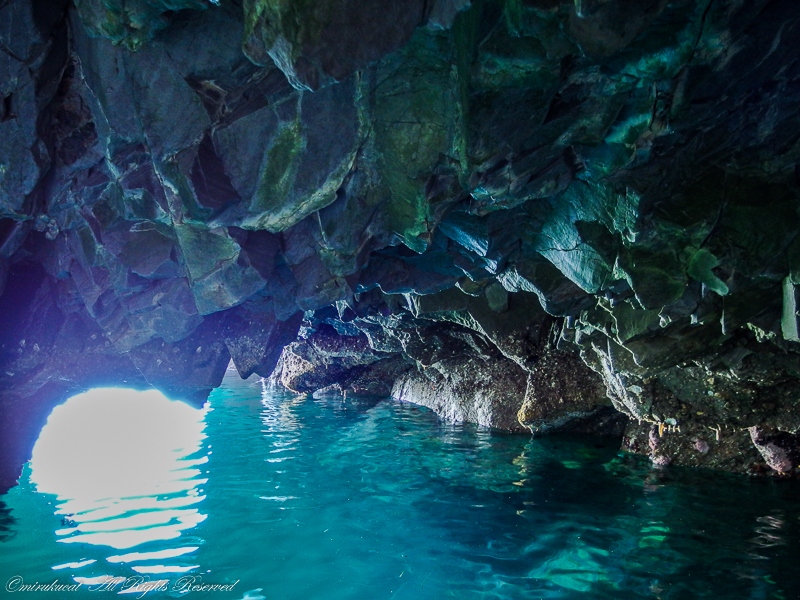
[0,371,799,599]
[28,388,208,576]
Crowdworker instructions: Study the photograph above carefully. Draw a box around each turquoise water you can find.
[1,368,799,599]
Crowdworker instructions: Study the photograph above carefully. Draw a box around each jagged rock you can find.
[72,13,211,163]
[242,0,422,90]
[221,302,302,379]
[369,29,467,253]
[602,337,800,473]
[337,356,412,396]
[72,0,208,49]
[275,325,397,393]
[622,421,763,474]
[0,262,146,398]
[748,427,800,475]
[567,0,670,58]
[0,0,69,218]
[392,353,528,431]
[212,76,364,232]
[175,223,266,314]
[517,343,616,435]
[403,286,547,370]
[241,0,470,90]
[498,256,590,316]
[126,317,231,404]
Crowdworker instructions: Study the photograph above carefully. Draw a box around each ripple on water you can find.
[21,388,210,580]
[0,372,799,599]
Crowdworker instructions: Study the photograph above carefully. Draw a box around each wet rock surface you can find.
[271,324,408,396]
[3,0,800,488]
[392,353,529,432]
[517,341,621,436]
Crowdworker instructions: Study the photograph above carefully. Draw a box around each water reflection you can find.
[0,499,16,542]
[260,379,303,465]
[29,388,208,574]
[3,377,799,599]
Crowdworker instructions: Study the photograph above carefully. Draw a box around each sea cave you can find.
[1,0,800,597]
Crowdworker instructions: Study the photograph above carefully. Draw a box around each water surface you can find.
[1,368,798,599]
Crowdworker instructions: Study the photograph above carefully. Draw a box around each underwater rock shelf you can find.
[2,0,800,487]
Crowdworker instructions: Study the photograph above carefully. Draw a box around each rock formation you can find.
[3,0,800,488]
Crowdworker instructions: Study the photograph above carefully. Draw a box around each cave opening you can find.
[4,0,800,594]
[28,388,209,554]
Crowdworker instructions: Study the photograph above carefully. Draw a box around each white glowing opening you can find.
[29,388,209,551]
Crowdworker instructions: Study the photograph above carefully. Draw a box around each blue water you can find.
[1,367,799,599]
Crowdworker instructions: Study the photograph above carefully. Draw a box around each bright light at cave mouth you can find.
[29,388,209,551]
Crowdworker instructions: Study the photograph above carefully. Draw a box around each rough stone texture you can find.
[274,303,620,435]
[221,302,302,379]
[243,0,424,90]
[517,342,620,435]
[579,327,800,475]
[4,0,800,486]
[622,421,764,474]
[275,325,395,391]
[392,353,529,432]
[72,0,208,49]
[748,426,800,475]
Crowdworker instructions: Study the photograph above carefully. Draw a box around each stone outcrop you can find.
[271,324,411,396]
[3,0,800,487]
[517,342,619,436]
[270,290,623,436]
[392,353,529,432]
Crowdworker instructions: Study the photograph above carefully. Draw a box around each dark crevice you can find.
[0,94,14,122]
[191,133,242,212]
[217,69,293,128]
[185,76,227,121]
[0,218,16,248]
[228,227,280,280]
[542,88,585,125]
[31,0,69,40]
